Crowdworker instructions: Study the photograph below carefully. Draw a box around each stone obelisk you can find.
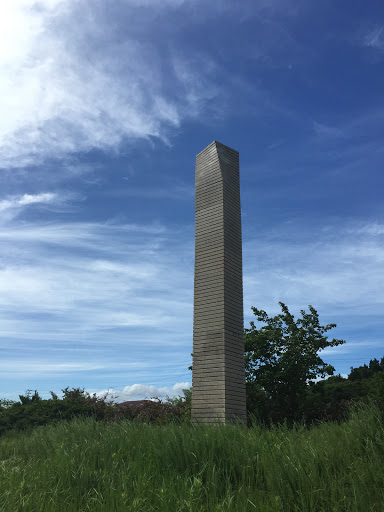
[191,141,247,424]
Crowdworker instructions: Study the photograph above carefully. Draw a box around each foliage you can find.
[244,302,345,423]
[0,402,383,511]
[302,359,384,423]
[0,388,116,436]
[190,298,384,425]
[0,387,192,437]
[247,355,384,426]
[164,388,192,407]
[349,357,384,381]
[117,391,191,425]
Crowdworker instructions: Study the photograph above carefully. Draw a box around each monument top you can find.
[196,140,239,157]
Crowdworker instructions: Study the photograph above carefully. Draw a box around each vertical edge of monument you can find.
[191,141,247,424]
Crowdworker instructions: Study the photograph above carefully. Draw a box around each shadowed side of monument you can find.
[191,141,247,424]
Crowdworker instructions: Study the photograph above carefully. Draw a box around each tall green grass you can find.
[0,403,383,511]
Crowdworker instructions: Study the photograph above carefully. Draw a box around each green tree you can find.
[244,302,345,422]
[349,358,384,381]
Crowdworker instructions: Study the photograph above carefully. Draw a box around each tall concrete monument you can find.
[191,141,247,424]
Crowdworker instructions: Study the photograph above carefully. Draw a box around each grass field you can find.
[0,403,383,511]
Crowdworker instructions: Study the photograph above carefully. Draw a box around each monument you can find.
[191,141,247,424]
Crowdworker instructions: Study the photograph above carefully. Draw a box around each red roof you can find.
[117,400,152,409]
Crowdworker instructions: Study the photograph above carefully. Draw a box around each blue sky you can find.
[0,0,383,402]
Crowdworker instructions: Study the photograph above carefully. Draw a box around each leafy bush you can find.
[0,387,191,436]
[116,396,191,425]
[246,365,384,427]
[0,388,115,436]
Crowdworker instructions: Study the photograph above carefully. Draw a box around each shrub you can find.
[0,388,192,436]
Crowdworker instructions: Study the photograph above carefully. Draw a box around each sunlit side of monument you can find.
[191,141,247,424]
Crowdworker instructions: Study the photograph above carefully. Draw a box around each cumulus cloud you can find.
[95,382,191,402]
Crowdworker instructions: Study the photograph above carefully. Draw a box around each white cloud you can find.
[0,359,153,376]
[312,121,343,139]
[0,221,166,247]
[0,0,312,172]
[0,214,382,395]
[0,214,382,358]
[112,183,194,200]
[0,219,193,342]
[351,222,384,236]
[0,192,57,212]
[95,382,191,402]
[0,361,104,374]
[121,0,188,6]
[364,26,384,52]
[0,0,219,170]
[243,220,384,327]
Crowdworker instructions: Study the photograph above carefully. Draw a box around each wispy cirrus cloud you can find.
[351,222,384,236]
[312,121,344,139]
[243,220,384,326]
[0,219,193,343]
[364,26,384,52]
[0,213,193,398]
[0,192,57,212]
[0,220,167,250]
[0,213,382,374]
[0,0,221,170]
[0,0,314,173]
[0,359,154,377]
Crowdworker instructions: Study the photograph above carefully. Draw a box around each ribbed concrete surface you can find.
[191,141,247,424]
